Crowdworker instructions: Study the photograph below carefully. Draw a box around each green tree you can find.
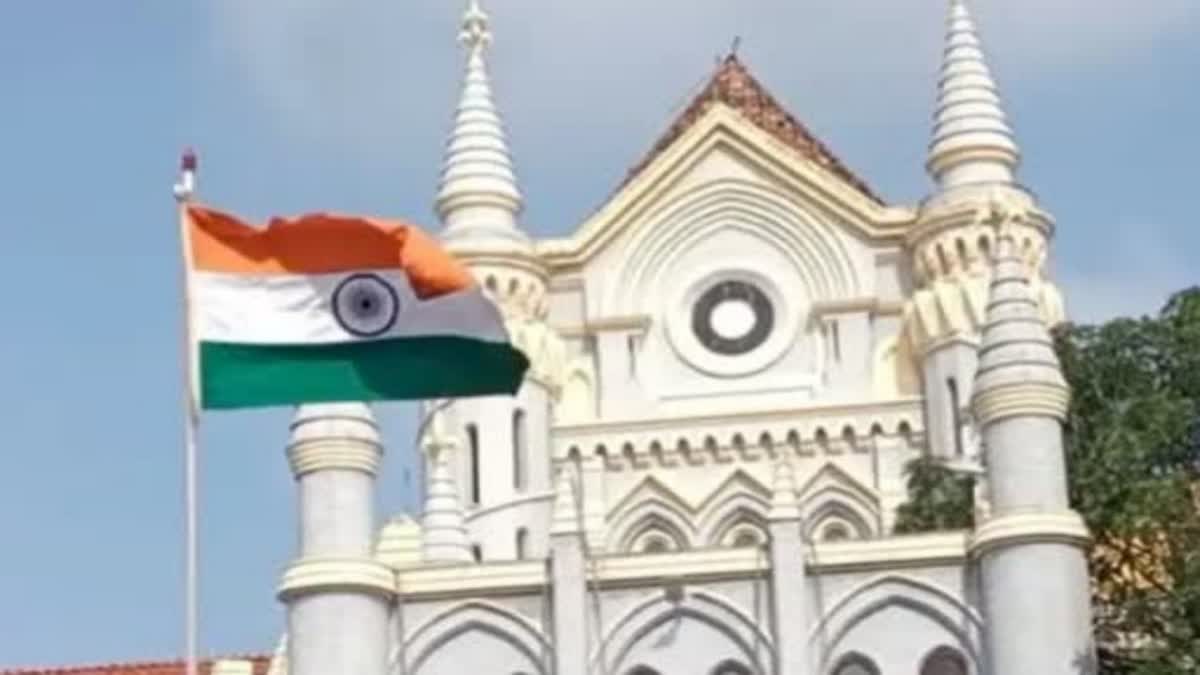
[895,287,1200,674]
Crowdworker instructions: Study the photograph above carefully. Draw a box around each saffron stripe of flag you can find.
[184,205,529,409]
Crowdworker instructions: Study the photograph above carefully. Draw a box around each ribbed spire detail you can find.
[420,413,473,563]
[550,467,582,536]
[768,461,801,522]
[972,225,1069,423]
[436,0,526,247]
[927,0,1021,190]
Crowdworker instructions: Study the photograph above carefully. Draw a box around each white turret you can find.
[904,0,1064,463]
[436,0,526,249]
[969,226,1096,674]
[425,0,566,564]
[278,404,393,675]
[927,0,1020,191]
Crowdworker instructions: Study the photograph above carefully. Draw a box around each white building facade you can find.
[268,2,1098,674]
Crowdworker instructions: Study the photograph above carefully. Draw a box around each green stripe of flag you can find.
[199,337,529,410]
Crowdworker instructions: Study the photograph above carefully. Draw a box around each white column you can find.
[279,404,394,675]
[766,461,807,675]
[549,469,588,675]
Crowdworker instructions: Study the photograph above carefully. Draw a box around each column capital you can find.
[969,510,1091,558]
[277,557,396,600]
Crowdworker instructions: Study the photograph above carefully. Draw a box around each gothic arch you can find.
[808,574,983,672]
[829,651,881,675]
[709,658,756,674]
[607,179,862,317]
[608,498,695,553]
[797,464,880,539]
[805,497,873,543]
[919,645,971,675]
[400,601,551,675]
[557,361,595,423]
[607,478,697,552]
[695,470,771,546]
[593,590,773,675]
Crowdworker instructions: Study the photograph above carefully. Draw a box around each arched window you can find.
[515,527,528,560]
[710,659,753,675]
[947,377,964,456]
[626,667,661,675]
[830,652,880,675]
[466,423,481,505]
[920,646,969,675]
[821,522,852,542]
[512,408,527,491]
[640,535,672,554]
[732,530,761,548]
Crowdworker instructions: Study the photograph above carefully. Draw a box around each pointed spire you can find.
[420,413,473,563]
[550,468,582,536]
[971,213,1069,425]
[436,0,527,248]
[768,460,801,522]
[927,0,1021,191]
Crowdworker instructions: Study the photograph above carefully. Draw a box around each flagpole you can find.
[173,148,200,675]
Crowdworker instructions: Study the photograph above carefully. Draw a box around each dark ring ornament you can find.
[332,273,400,338]
[690,280,774,356]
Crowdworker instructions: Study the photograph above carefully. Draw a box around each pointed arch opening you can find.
[466,423,481,506]
[512,408,527,491]
[710,659,754,675]
[920,645,969,675]
[515,527,528,560]
[830,651,880,675]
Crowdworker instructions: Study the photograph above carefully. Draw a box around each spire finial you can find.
[459,0,491,52]
[926,0,1021,191]
[436,0,527,248]
[173,146,197,202]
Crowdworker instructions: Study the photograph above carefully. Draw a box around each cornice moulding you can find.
[277,557,396,600]
[969,511,1091,558]
[554,397,923,438]
[287,440,383,477]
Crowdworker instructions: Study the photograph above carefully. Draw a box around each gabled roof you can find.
[618,54,884,205]
[0,657,271,675]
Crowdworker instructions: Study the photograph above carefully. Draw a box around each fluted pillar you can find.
[279,403,394,675]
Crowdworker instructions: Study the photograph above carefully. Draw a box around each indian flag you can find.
[184,205,529,410]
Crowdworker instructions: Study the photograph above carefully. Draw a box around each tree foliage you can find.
[895,287,1200,674]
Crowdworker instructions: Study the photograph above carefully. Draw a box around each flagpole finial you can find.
[174,147,197,202]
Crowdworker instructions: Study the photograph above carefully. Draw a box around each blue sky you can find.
[0,0,1197,668]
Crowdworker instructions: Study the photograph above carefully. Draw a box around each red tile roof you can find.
[0,657,272,675]
[619,54,884,204]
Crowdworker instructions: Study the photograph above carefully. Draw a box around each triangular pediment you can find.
[619,54,883,205]
[540,55,912,266]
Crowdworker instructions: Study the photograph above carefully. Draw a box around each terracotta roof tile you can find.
[619,54,884,204]
[0,656,272,675]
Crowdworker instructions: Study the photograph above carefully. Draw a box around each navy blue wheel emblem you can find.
[332,273,400,337]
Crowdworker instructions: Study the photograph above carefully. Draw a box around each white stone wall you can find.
[379,538,980,675]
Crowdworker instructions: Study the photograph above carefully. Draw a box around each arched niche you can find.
[402,602,551,675]
[594,591,772,675]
